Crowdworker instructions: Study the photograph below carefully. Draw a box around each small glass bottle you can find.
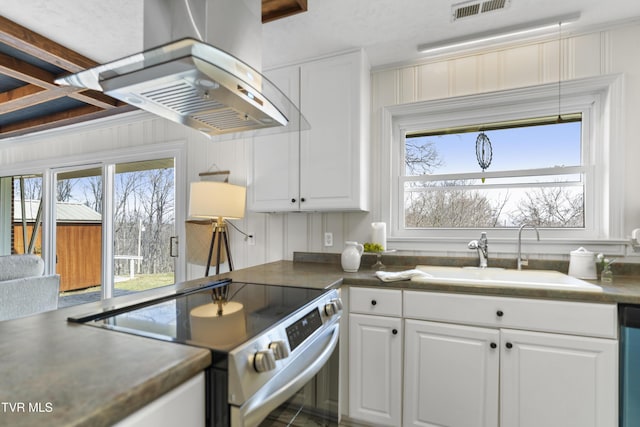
[601,264,613,282]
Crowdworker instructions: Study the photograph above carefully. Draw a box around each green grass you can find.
[60,272,175,296]
[115,272,175,291]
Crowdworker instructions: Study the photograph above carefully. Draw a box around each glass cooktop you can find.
[68,280,326,353]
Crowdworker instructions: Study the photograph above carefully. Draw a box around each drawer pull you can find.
[291,198,296,203]
[490,342,497,349]
[371,300,377,306]
[506,342,513,349]
[392,329,398,335]
[496,310,504,317]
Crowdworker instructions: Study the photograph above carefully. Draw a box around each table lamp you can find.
[189,181,246,275]
[188,181,246,315]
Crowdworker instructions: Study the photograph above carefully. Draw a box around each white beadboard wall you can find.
[370,22,640,259]
[1,22,640,274]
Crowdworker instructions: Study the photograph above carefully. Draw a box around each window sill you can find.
[387,236,630,259]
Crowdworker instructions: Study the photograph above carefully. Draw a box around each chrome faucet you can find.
[468,232,488,268]
[517,224,540,270]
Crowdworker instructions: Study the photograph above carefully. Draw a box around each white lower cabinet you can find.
[114,373,205,427]
[500,328,617,427]
[402,291,618,427]
[348,287,403,426]
[403,321,617,427]
[347,287,618,427]
[403,320,499,427]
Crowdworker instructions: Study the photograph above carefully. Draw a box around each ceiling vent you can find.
[452,0,510,21]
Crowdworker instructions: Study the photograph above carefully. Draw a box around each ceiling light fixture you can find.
[417,12,580,55]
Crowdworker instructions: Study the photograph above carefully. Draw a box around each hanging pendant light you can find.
[476,131,492,183]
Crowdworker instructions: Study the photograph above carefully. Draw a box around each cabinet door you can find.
[500,329,618,427]
[249,66,301,212]
[299,51,369,211]
[349,313,402,426]
[403,319,499,427]
[115,373,205,427]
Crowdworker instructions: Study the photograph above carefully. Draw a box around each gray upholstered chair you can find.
[0,255,59,321]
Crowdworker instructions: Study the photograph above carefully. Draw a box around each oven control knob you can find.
[324,299,343,316]
[253,349,277,373]
[269,340,290,360]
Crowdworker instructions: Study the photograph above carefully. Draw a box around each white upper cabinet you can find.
[250,66,301,211]
[249,50,370,212]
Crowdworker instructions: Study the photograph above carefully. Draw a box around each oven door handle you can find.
[231,322,340,427]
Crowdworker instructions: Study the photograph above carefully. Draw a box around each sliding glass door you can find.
[49,157,177,302]
[0,144,184,307]
[113,159,176,293]
[0,174,44,257]
[55,166,104,294]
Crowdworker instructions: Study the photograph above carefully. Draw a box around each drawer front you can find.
[403,291,617,339]
[350,287,402,317]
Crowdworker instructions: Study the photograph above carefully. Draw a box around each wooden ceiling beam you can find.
[0,31,120,115]
[0,85,61,114]
[0,16,98,73]
[0,104,137,138]
[67,91,121,110]
[262,0,308,23]
[0,50,57,88]
[0,84,120,113]
[0,84,44,104]
[3,104,104,131]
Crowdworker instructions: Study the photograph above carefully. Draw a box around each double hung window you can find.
[403,115,584,230]
[387,77,621,252]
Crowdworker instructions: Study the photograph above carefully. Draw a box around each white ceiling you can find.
[2,0,640,70]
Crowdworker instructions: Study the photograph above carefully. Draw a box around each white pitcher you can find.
[341,241,364,272]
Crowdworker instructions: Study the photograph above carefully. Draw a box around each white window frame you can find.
[380,74,626,256]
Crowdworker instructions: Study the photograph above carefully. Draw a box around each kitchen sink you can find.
[412,265,603,292]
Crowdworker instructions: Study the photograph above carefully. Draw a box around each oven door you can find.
[230,323,339,427]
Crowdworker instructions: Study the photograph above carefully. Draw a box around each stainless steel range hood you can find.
[55,0,308,138]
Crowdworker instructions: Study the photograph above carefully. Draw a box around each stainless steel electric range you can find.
[68,279,343,427]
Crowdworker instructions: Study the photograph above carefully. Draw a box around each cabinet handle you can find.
[371,300,377,306]
[506,342,513,349]
[291,198,297,203]
[392,329,398,335]
[496,310,504,317]
[301,197,306,202]
[490,342,497,349]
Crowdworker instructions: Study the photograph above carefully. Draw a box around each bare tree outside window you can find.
[13,177,42,201]
[403,118,584,229]
[405,138,443,175]
[510,186,584,227]
[113,160,175,281]
[56,179,74,202]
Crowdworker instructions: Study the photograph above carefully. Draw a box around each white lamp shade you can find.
[189,181,246,219]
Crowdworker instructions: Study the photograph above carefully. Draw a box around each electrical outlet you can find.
[324,232,333,247]
[247,234,255,246]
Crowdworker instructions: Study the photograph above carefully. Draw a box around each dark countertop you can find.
[0,284,212,427]
[3,257,640,426]
[220,259,640,304]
